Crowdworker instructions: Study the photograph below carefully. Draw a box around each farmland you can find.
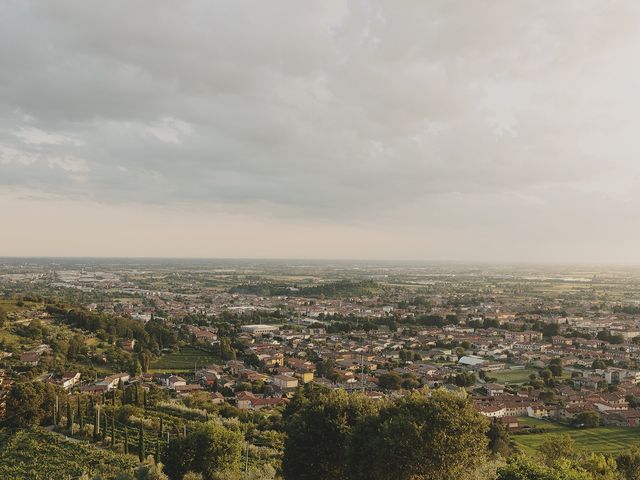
[491,368,538,384]
[149,346,221,372]
[514,417,640,456]
[0,428,138,480]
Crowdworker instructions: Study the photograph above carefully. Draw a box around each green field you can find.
[514,417,640,456]
[491,368,538,384]
[150,346,221,372]
[491,368,571,384]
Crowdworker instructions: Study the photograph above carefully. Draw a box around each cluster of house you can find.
[475,377,640,429]
[19,344,52,366]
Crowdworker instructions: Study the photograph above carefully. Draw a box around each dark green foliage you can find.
[138,423,144,462]
[350,390,489,480]
[102,411,108,444]
[5,381,64,428]
[617,447,640,480]
[571,411,600,428]
[283,389,378,480]
[162,423,243,480]
[378,372,402,390]
[77,396,84,432]
[230,280,381,298]
[283,389,489,480]
[548,358,563,377]
[488,418,512,456]
[93,406,100,440]
[66,400,73,431]
[111,414,115,448]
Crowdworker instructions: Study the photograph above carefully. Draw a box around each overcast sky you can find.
[2,1,640,262]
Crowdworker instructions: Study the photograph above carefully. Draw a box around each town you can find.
[3,259,640,472]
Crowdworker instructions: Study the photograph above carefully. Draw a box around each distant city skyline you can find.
[3,1,640,263]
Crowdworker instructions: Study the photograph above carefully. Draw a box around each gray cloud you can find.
[2,0,640,241]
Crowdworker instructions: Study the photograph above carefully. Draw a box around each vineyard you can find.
[0,427,138,480]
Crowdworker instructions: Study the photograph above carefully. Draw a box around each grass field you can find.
[491,368,538,384]
[514,417,640,456]
[150,346,221,372]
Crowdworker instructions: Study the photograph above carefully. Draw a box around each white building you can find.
[240,324,280,335]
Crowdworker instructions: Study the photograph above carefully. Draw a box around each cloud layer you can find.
[2,1,640,261]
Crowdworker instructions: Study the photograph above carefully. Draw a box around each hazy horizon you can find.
[3,1,640,263]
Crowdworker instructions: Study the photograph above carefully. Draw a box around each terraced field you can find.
[0,428,137,480]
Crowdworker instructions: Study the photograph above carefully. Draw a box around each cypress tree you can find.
[143,388,147,409]
[93,405,100,440]
[66,400,73,432]
[58,398,65,429]
[78,396,84,433]
[110,414,115,448]
[102,412,107,445]
[138,423,144,462]
[53,395,58,427]
[159,416,164,437]
[124,427,129,454]
[112,389,116,406]
[154,437,160,464]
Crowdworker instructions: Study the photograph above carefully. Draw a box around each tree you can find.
[219,338,236,361]
[580,452,619,480]
[155,438,160,464]
[497,456,586,480]
[283,390,379,480]
[125,427,130,454]
[488,418,512,456]
[93,405,100,440]
[111,413,116,448]
[543,323,560,338]
[378,372,402,390]
[182,474,204,480]
[539,369,554,387]
[572,411,600,428]
[617,447,640,480]
[102,411,108,444]
[351,390,489,480]
[539,435,575,468]
[139,423,145,462]
[163,423,243,480]
[5,381,63,427]
[136,461,169,480]
[67,400,73,431]
[77,396,84,433]
[548,358,563,378]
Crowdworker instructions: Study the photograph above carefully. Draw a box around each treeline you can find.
[283,388,488,480]
[46,305,178,353]
[230,280,382,298]
[282,387,640,480]
[614,305,640,315]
